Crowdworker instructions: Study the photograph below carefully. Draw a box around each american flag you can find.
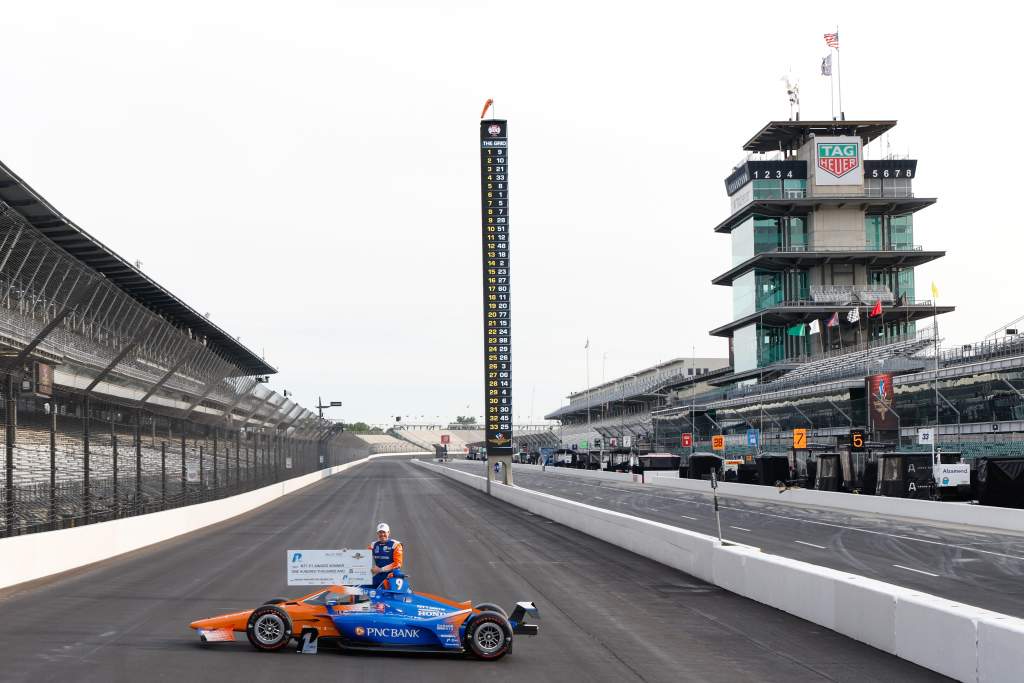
[824,32,839,49]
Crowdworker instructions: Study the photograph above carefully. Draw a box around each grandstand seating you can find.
[731,334,933,397]
[390,429,484,454]
[808,284,895,305]
[348,434,422,454]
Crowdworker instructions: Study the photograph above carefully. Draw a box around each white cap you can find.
[376,522,390,534]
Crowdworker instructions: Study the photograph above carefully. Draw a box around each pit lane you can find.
[0,458,945,682]
[444,459,1024,618]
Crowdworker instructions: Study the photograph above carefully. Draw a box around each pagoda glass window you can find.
[732,217,754,266]
[865,176,913,198]
[783,179,807,198]
[868,267,915,301]
[752,179,783,200]
[865,215,914,250]
[752,178,807,200]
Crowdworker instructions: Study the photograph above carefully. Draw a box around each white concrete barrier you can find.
[487,462,1024,534]
[895,593,990,682]
[978,613,1024,683]
[418,459,1024,683]
[0,452,428,591]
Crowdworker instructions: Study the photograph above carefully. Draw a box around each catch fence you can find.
[0,200,345,538]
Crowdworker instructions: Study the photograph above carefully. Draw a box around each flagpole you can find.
[933,288,940,462]
[835,25,844,119]
[829,56,836,120]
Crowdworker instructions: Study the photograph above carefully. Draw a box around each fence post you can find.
[50,402,57,527]
[212,428,218,496]
[112,430,118,517]
[180,422,186,501]
[83,395,91,524]
[235,430,240,487]
[135,408,142,508]
[199,445,204,501]
[5,374,16,535]
[160,440,166,508]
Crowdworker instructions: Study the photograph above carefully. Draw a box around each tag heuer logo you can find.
[817,142,860,178]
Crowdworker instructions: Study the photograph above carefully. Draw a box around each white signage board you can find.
[285,456,293,469]
[186,462,200,483]
[287,549,372,586]
[935,464,970,488]
[917,428,935,445]
[623,435,632,448]
[813,135,863,186]
[723,459,743,474]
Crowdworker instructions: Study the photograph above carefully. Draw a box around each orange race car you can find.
[190,576,539,660]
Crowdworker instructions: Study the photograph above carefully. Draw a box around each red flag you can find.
[869,299,883,317]
[827,312,840,327]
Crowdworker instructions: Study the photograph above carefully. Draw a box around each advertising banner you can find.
[866,374,897,431]
[935,463,970,488]
[680,433,692,448]
[287,549,372,586]
[186,462,200,483]
[814,136,863,186]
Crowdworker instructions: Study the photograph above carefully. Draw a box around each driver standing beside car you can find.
[368,522,404,588]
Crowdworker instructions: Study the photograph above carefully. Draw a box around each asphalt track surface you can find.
[449,460,1024,617]
[0,458,945,683]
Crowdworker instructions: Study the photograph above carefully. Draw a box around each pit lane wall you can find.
[0,452,430,591]
[510,463,1024,534]
[415,459,1024,683]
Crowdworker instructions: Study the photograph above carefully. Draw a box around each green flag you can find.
[787,322,806,337]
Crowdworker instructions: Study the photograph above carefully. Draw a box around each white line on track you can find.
[548,478,1024,562]
[680,515,697,521]
[893,564,940,577]
[730,526,751,532]
[794,540,827,549]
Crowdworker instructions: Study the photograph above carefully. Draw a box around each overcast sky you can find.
[1,2,1019,425]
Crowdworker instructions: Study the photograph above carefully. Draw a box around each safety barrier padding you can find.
[418,459,1024,683]
[0,452,429,591]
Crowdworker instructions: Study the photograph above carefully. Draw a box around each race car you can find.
[189,574,539,660]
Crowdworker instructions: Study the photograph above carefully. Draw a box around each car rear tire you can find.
[246,605,293,651]
[473,602,508,618]
[465,611,513,660]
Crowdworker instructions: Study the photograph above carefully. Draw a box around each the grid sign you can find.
[481,118,513,457]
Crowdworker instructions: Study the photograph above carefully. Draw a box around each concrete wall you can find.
[504,463,1024,534]
[0,452,430,591]
[417,460,1024,683]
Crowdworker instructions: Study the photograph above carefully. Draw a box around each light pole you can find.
[316,397,342,420]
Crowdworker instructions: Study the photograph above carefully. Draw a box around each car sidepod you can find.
[328,593,471,651]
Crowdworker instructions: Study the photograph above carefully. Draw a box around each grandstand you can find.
[348,433,424,454]
[390,428,485,453]
[0,159,350,537]
[544,358,730,449]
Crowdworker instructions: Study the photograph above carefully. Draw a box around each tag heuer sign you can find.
[814,136,863,186]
